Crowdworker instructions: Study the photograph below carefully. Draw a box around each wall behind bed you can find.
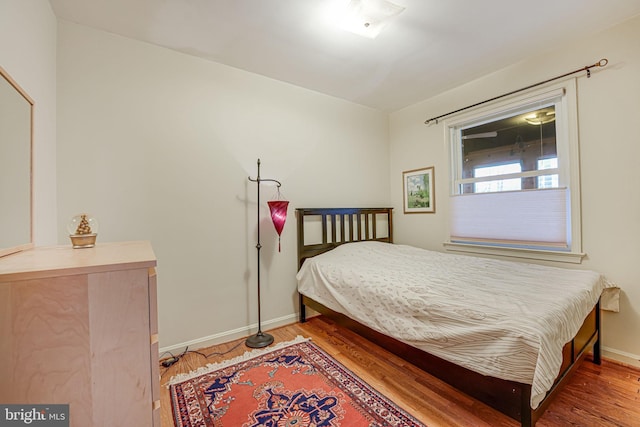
[56,21,391,351]
[389,14,640,367]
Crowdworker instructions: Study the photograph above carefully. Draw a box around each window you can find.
[445,81,583,263]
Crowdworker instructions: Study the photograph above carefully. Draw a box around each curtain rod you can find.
[424,58,608,125]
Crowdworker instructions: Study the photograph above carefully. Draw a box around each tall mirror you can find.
[0,66,33,257]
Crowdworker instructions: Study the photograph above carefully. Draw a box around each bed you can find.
[295,207,612,427]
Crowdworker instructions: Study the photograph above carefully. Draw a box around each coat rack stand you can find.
[246,159,279,348]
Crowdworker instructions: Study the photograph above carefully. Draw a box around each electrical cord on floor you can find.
[159,340,246,376]
[159,347,189,368]
[202,340,244,358]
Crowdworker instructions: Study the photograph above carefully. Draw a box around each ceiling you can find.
[49,0,640,112]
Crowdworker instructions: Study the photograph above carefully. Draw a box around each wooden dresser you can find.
[0,241,159,427]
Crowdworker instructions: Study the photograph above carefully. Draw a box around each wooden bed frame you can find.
[296,207,601,427]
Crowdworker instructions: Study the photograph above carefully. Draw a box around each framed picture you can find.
[403,166,435,213]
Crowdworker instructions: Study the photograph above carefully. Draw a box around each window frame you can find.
[443,79,584,263]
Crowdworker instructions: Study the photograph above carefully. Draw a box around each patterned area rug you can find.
[168,336,426,426]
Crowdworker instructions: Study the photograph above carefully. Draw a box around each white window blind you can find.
[449,188,569,248]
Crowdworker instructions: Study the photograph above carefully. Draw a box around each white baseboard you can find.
[159,313,298,355]
[161,314,640,372]
[602,346,640,368]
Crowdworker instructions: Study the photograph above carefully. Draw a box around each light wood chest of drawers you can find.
[0,241,159,426]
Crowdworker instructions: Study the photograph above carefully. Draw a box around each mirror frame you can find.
[0,65,34,257]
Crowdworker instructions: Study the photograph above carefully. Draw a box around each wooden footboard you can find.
[295,207,601,427]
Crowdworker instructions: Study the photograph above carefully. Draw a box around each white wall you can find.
[56,21,390,349]
[390,15,640,365]
[0,0,58,246]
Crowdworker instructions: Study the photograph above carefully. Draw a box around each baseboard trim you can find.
[159,313,298,354]
[160,314,640,371]
[602,346,640,368]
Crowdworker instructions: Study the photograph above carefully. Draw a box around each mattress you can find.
[296,241,613,408]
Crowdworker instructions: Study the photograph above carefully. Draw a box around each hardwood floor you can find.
[160,316,640,426]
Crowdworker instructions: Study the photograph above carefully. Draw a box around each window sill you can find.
[442,241,585,264]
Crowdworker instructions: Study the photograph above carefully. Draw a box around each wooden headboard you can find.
[296,207,393,269]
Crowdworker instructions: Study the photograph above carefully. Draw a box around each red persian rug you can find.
[168,337,426,427]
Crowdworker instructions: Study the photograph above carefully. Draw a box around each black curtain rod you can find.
[424,58,608,125]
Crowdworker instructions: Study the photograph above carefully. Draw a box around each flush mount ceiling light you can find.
[337,0,405,38]
[524,110,556,125]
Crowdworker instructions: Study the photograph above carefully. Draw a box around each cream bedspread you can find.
[296,241,613,409]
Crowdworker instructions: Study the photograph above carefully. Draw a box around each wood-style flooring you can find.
[160,316,640,427]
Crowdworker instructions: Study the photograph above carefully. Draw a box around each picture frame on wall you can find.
[403,166,435,214]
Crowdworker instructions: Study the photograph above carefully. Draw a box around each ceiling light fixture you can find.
[337,0,405,39]
[524,110,556,125]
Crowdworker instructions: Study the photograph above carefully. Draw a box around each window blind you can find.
[449,188,569,248]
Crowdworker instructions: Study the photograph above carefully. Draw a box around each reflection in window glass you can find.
[474,163,522,193]
[537,158,558,188]
[460,105,557,194]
